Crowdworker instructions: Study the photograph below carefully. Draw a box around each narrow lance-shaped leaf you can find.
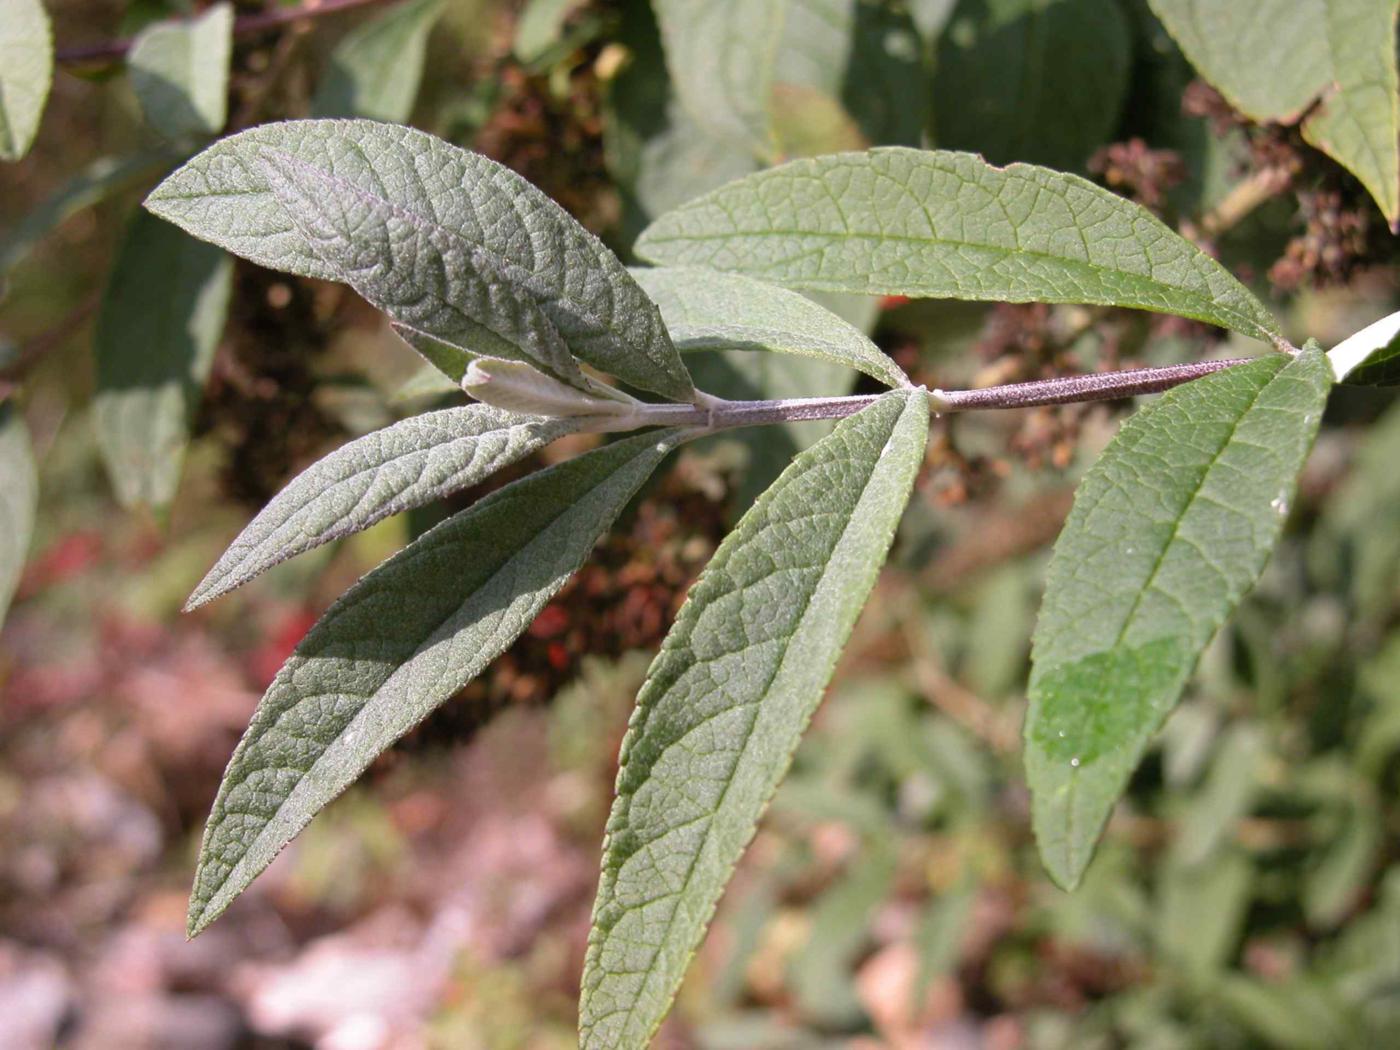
[651,0,787,161]
[187,429,683,937]
[144,120,697,402]
[312,0,444,123]
[94,211,232,511]
[635,148,1285,347]
[632,266,910,389]
[0,401,37,628]
[1148,0,1400,228]
[1025,346,1334,890]
[255,146,588,391]
[0,0,52,162]
[581,390,928,1049]
[186,404,582,610]
[127,2,234,139]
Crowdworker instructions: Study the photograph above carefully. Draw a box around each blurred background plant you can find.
[1,0,1399,1046]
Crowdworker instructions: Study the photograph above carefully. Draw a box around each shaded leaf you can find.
[144,120,696,401]
[187,429,683,936]
[652,0,786,160]
[1149,0,1400,226]
[0,150,175,276]
[933,0,1131,171]
[632,266,910,387]
[312,0,444,123]
[581,390,928,1049]
[186,405,581,609]
[0,0,52,161]
[514,0,589,63]
[0,400,37,627]
[636,148,1283,345]
[94,211,232,510]
[1156,849,1253,980]
[1170,725,1263,868]
[1024,348,1333,889]
[127,2,233,139]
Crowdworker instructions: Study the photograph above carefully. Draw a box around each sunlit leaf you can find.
[1149,0,1400,226]
[1329,308,1400,386]
[312,0,445,123]
[0,400,37,627]
[186,405,582,609]
[127,2,233,139]
[1025,347,1333,889]
[581,390,928,1048]
[187,429,683,937]
[636,148,1284,345]
[145,120,696,401]
[0,0,52,162]
[632,266,910,388]
[94,211,232,511]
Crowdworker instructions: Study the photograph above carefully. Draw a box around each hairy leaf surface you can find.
[186,405,580,609]
[94,211,232,510]
[187,429,682,936]
[652,0,786,160]
[632,266,909,387]
[128,2,233,139]
[0,0,52,162]
[933,0,1131,171]
[635,148,1283,345]
[1025,347,1333,889]
[144,120,695,401]
[0,401,37,628]
[581,390,928,1048]
[312,0,444,123]
[1149,0,1400,226]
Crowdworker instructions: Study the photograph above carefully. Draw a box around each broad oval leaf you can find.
[94,211,232,511]
[311,0,444,123]
[1025,346,1334,890]
[933,0,1131,171]
[0,400,37,628]
[144,120,696,402]
[127,2,234,140]
[1329,308,1400,386]
[0,0,52,162]
[187,428,683,937]
[652,0,786,160]
[635,148,1284,345]
[186,404,581,610]
[1149,0,1400,227]
[254,146,589,391]
[632,266,910,388]
[581,389,928,1049]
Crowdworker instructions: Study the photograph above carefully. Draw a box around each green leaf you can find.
[631,266,910,388]
[1148,0,1400,227]
[94,211,232,511]
[0,151,175,276]
[1156,849,1253,980]
[312,0,444,123]
[651,0,786,160]
[145,120,696,402]
[0,0,52,161]
[1169,725,1263,869]
[0,400,37,627]
[635,148,1284,346]
[127,2,233,139]
[186,429,682,937]
[580,389,928,1049]
[770,82,867,158]
[933,0,1131,171]
[1024,347,1334,889]
[1329,308,1400,385]
[186,405,581,609]
[514,0,589,63]
[775,0,926,149]
[253,146,590,392]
